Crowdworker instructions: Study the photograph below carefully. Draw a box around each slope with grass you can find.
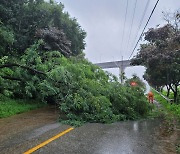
[152,89,180,153]
[153,89,180,121]
[0,95,45,118]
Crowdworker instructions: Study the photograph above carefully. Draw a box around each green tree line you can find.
[132,11,180,103]
[0,0,86,57]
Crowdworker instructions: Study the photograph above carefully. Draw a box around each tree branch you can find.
[0,63,46,75]
[1,76,23,81]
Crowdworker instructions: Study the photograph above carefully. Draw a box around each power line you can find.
[125,0,137,54]
[128,0,150,54]
[128,0,160,59]
[119,0,129,58]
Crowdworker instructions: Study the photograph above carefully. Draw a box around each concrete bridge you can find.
[95,60,131,83]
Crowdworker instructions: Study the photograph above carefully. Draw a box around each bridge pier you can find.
[119,66,125,83]
[95,60,131,83]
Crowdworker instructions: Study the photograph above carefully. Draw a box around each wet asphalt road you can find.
[1,119,163,154]
[0,105,176,154]
[34,120,162,154]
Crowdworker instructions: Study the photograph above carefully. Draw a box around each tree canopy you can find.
[131,11,180,103]
[0,0,86,57]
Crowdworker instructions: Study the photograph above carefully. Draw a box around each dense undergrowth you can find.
[0,42,151,125]
[0,94,45,118]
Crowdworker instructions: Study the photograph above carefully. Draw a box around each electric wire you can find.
[125,0,137,55]
[128,0,150,56]
[128,0,160,59]
[119,0,129,58]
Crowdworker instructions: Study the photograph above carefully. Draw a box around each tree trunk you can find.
[166,85,170,98]
[174,85,178,103]
[169,84,178,103]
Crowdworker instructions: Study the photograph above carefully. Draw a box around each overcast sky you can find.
[55,0,179,81]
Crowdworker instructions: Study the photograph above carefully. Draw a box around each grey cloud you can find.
[56,0,180,80]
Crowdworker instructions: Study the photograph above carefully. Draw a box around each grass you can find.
[161,86,180,102]
[177,145,180,154]
[152,89,180,153]
[147,105,162,119]
[162,90,174,99]
[152,89,180,121]
[0,95,46,118]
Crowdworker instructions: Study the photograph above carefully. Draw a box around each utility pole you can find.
[119,56,125,84]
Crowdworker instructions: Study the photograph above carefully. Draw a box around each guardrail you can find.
[151,87,174,104]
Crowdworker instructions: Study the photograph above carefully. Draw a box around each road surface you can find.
[0,105,177,154]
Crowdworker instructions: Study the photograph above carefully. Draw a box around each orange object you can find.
[130,81,137,86]
[148,91,154,103]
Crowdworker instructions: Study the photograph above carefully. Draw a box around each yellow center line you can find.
[24,127,74,154]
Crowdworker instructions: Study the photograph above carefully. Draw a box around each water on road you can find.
[0,106,178,154]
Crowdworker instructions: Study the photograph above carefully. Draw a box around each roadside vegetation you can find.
[0,0,151,124]
[162,87,180,103]
[0,94,45,118]
[0,1,178,128]
[153,89,180,121]
[131,11,180,152]
[152,89,180,153]
[131,11,180,103]
[0,42,151,124]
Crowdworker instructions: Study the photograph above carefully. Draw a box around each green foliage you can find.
[110,82,149,119]
[153,90,180,121]
[0,94,45,118]
[153,88,180,153]
[0,23,14,56]
[125,74,146,92]
[0,42,151,124]
[0,0,86,56]
[177,144,180,154]
[131,11,180,102]
[162,90,174,99]
[0,1,151,124]
[162,87,180,103]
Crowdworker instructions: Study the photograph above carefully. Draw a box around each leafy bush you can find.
[0,42,150,124]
